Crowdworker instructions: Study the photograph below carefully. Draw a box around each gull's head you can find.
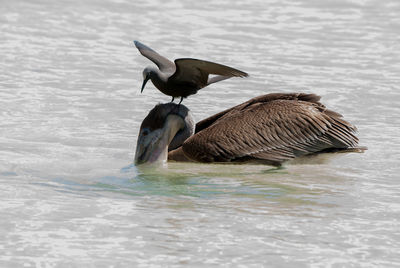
[141,66,160,93]
[141,67,153,93]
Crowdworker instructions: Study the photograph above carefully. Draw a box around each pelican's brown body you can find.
[135,93,365,166]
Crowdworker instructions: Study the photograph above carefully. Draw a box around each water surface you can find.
[1,0,400,266]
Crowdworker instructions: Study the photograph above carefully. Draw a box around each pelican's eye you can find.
[141,128,150,136]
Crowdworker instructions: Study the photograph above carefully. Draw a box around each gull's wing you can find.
[182,93,359,164]
[134,41,175,72]
[170,58,248,87]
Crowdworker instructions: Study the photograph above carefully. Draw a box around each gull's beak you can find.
[135,115,184,165]
[141,75,150,93]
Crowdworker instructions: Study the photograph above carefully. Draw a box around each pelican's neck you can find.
[135,103,194,165]
[157,115,185,163]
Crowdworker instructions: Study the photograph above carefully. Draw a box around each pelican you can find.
[135,93,365,165]
[134,41,248,104]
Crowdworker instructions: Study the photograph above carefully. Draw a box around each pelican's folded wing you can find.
[183,93,359,164]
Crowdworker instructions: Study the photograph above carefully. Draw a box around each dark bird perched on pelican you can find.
[134,41,248,104]
[135,93,365,165]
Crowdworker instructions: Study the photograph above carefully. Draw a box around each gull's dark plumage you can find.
[134,41,248,104]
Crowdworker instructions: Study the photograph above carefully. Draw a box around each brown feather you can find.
[181,93,360,164]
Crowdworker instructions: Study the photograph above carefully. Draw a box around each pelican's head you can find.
[135,103,195,165]
[141,67,155,93]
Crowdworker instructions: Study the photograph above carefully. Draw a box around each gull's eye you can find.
[141,128,150,136]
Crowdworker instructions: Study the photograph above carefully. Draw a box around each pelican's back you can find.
[182,93,360,165]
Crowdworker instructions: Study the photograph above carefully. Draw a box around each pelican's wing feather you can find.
[182,93,359,164]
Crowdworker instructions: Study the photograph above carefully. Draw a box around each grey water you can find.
[1,0,400,266]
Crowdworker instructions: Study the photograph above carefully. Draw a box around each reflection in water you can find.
[40,162,343,211]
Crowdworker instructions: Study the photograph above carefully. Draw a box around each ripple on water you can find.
[1,0,400,266]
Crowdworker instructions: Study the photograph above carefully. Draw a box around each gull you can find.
[134,41,248,104]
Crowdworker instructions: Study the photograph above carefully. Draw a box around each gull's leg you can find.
[178,97,183,105]
[171,97,175,102]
